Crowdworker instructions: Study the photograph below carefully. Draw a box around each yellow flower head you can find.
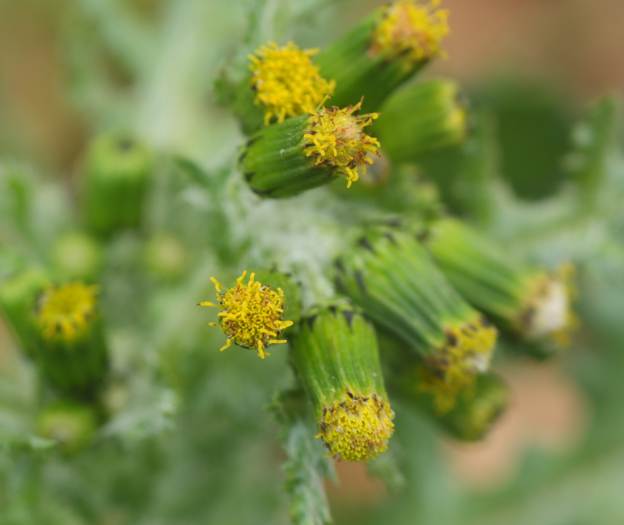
[417,364,474,415]
[250,42,335,125]
[519,264,578,347]
[371,0,449,67]
[303,102,380,187]
[37,283,98,343]
[424,315,497,403]
[318,391,394,462]
[199,271,294,359]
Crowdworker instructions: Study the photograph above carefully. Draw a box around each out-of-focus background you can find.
[1,1,623,524]
[2,0,622,171]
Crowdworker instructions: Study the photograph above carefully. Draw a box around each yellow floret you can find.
[303,102,380,187]
[37,283,98,343]
[199,271,293,359]
[371,0,449,67]
[422,315,497,409]
[250,42,335,125]
[318,392,394,462]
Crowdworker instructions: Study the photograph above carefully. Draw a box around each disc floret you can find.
[200,271,293,359]
[303,102,380,187]
[250,42,335,125]
[372,0,450,67]
[37,283,98,343]
[319,392,394,462]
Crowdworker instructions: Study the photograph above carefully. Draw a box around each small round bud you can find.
[82,133,153,237]
[143,234,188,283]
[52,232,102,281]
[37,402,98,453]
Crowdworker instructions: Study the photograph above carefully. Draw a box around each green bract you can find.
[335,224,498,386]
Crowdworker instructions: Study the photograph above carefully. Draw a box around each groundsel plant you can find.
[1,1,623,524]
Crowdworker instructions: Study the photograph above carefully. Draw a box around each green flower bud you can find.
[82,133,153,237]
[335,224,498,388]
[240,103,380,198]
[425,218,576,348]
[0,267,49,358]
[231,42,335,135]
[37,402,98,453]
[374,79,468,163]
[35,282,109,397]
[397,362,508,441]
[290,304,395,462]
[52,232,103,281]
[144,234,188,283]
[316,0,449,112]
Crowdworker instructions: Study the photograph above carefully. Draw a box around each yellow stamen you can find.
[199,271,294,359]
[37,283,98,343]
[303,102,380,188]
[318,392,394,462]
[371,0,449,68]
[249,42,335,125]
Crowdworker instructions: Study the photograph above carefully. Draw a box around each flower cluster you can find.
[0,0,584,472]
[199,0,580,463]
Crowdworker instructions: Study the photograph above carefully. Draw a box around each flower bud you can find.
[335,224,497,387]
[316,0,449,112]
[425,218,576,349]
[240,102,380,198]
[143,234,188,283]
[374,79,468,163]
[199,270,297,359]
[231,42,335,135]
[0,266,49,358]
[35,282,109,396]
[82,133,153,237]
[52,231,103,281]
[290,304,394,461]
[397,361,508,441]
[37,402,98,453]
